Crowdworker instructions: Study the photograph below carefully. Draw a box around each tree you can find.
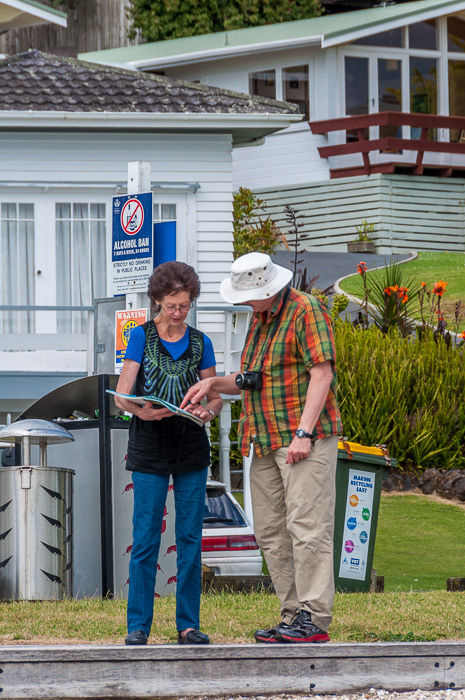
[128,0,321,43]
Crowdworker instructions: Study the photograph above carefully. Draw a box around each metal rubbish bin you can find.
[16,374,177,599]
[334,440,396,593]
[0,420,75,601]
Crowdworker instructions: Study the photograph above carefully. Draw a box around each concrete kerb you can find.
[332,250,462,342]
[332,250,419,299]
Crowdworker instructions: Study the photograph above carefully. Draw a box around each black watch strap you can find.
[295,428,315,439]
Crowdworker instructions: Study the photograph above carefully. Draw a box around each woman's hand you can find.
[137,404,174,421]
[184,402,215,423]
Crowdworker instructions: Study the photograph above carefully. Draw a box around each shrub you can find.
[232,188,284,259]
[336,321,465,470]
[216,322,465,474]
[355,219,375,242]
[356,260,420,336]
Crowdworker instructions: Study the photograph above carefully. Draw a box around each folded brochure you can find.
[106,390,204,426]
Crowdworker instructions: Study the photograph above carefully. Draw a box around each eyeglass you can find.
[160,302,193,313]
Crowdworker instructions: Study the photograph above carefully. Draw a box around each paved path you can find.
[273,250,413,319]
[273,251,411,294]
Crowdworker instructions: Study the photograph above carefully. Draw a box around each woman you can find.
[115,261,222,646]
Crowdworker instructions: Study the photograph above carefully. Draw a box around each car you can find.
[202,480,263,576]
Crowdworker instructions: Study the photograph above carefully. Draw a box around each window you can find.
[0,203,35,333]
[448,17,465,53]
[409,20,437,50]
[283,65,309,120]
[154,203,176,221]
[354,28,403,47]
[449,60,465,141]
[345,56,369,141]
[56,203,106,333]
[410,57,437,115]
[378,59,402,139]
[248,70,276,100]
[410,57,437,139]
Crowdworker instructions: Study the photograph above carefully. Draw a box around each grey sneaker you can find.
[254,621,290,643]
[275,610,330,643]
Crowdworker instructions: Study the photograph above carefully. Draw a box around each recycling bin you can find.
[0,420,74,601]
[334,440,396,592]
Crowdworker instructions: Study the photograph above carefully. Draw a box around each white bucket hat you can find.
[220,252,293,304]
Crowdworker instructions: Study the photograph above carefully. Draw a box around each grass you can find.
[339,251,465,321]
[1,494,465,645]
[373,493,465,592]
[1,589,464,645]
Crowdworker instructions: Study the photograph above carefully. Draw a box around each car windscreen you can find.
[203,488,247,529]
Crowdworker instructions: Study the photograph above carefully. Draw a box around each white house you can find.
[0,49,298,422]
[81,0,465,254]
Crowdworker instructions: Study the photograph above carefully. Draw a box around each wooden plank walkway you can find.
[0,642,464,698]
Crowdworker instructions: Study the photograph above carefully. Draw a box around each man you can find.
[181,252,341,643]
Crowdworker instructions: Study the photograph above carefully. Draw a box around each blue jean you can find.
[127,467,208,636]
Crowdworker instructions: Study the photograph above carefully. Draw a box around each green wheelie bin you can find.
[333,440,396,592]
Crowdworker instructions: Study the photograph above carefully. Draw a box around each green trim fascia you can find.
[79,0,465,65]
[11,0,67,20]
[325,0,465,40]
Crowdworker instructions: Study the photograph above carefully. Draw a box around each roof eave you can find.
[90,35,323,72]
[0,110,302,144]
[1,0,67,28]
[322,0,465,47]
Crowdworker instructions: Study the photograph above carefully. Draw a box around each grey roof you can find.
[0,49,298,115]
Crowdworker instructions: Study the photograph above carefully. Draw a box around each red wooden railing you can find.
[309,111,465,179]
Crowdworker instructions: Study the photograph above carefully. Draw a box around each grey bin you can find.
[0,420,75,601]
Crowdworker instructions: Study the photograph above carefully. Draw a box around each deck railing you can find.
[309,111,465,179]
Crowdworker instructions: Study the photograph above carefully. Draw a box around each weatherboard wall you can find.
[163,46,334,191]
[257,174,465,253]
[0,130,235,377]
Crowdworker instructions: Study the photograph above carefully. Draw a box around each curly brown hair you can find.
[147,261,200,314]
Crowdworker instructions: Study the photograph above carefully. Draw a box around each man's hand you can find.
[285,436,312,464]
[180,378,214,409]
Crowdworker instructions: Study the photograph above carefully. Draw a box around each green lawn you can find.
[373,493,465,591]
[1,493,464,643]
[339,251,465,321]
[237,490,465,590]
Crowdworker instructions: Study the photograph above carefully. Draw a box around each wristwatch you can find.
[295,428,315,439]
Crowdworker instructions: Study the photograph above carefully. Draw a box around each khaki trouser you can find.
[250,435,338,632]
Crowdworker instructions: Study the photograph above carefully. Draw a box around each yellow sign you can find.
[115,308,147,373]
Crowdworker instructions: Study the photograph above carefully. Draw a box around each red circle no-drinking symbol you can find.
[121,199,144,236]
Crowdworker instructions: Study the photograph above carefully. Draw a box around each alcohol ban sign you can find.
[112,192,153,295]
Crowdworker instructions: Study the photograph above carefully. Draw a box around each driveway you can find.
[273,250,412,318]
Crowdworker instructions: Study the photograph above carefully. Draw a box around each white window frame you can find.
[337,19,453,166]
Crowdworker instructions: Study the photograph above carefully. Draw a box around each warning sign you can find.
[115,308,147,374]
[112,192,153,296]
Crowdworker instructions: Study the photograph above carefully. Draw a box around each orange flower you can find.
[433,280,447,297]
[420,282,426,288]
[458,331,465,340]
[357,261,367,274]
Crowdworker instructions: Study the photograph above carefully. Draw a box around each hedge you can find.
[210,321,465,474]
